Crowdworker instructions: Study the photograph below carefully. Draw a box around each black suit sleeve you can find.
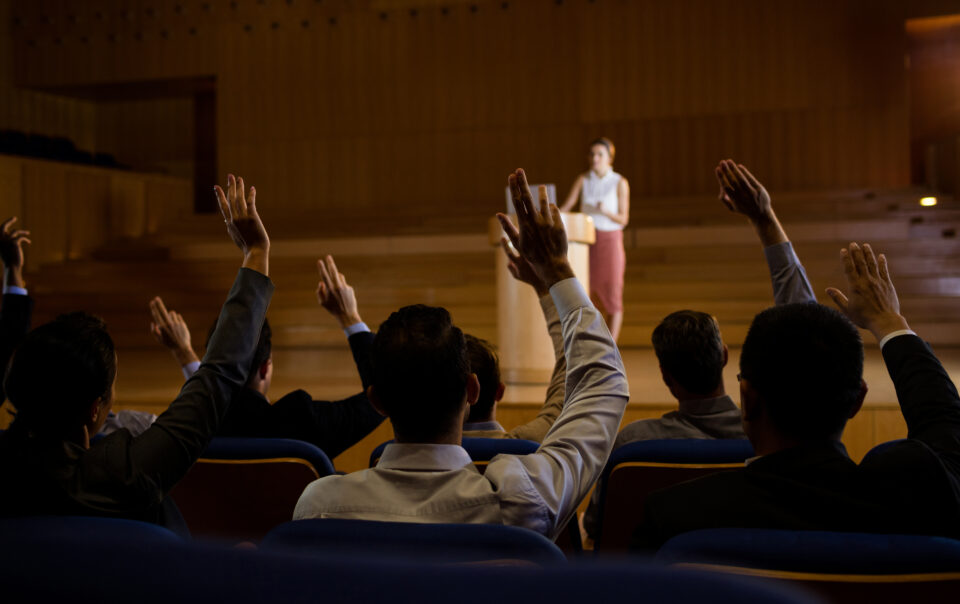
[348,330,375,390]
[882,334,960,478]
[272,388,385,459]
[125,268,274,493]
[0,293,33,401]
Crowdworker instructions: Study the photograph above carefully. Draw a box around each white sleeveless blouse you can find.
[581,170,623,232]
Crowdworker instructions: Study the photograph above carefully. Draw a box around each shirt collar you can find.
[462,421,505,432]
[676,394,739,416]
[376,443,474,471]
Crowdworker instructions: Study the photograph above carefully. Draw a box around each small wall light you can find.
[920,197,938,207]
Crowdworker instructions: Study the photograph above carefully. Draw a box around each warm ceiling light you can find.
[920,197,938,207]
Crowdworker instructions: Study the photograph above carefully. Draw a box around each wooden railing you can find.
[0,154,193,267]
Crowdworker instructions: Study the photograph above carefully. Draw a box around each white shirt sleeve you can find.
[484,277,630,539]
[182,361,201,380]
[344,322,371,337]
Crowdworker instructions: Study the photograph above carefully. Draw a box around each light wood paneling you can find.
[10,0,955,232]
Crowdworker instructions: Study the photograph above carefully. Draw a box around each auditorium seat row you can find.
[4,514,960,604]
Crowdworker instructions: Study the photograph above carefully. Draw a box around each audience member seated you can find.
[631,238,960,550]
[293,169,630,540]
[582,160,814,538]
[0,174,273,525]
[102,257,384,459]
[0,217,32,407]
[461,242,567,441]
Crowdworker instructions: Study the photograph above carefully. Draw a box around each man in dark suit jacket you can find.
[138,255,384,459]
[0,174,274,523]
[631,234,960,551]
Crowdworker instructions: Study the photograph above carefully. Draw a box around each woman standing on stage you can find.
[560,137,630,341]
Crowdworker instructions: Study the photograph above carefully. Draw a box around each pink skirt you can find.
[589,230,625,314]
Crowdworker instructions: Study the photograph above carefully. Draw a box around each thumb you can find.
[825,287,850,312]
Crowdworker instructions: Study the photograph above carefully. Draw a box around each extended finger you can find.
[511,171,534,224]
[516,169,537,224]
[538,185,552,225]
[0,216,16,234]
[500,238,521,263]
[848,242,866,276]
[548,202,563,230]
[317,258,333,290]
[227,174,236,212]
[878,253,892,283]
[840,248,857,281]
[325,255,341,286]
[317,281,328,302]
[730,163,756,195]
[825,287,850,312]
[214,185,231,221]
[738,164,764,192]
[862,243,880,278]
[10,230,30,239]
[497,213,522,249]
[248,186,256,210]
[508,173,527,220]
[235,177,248,219]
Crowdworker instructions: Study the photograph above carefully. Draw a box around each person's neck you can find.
[676,384,726,404]
[592,166,611,178]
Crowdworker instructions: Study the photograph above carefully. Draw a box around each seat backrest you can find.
[594,439,754,552]
[262,518,567,565]
[658,528,960,603]
[0,536,820,604]
[169,437,335,543]
[0,515,182,548]
[369,437,539,472]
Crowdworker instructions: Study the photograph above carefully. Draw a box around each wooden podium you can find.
[488,213,596,388]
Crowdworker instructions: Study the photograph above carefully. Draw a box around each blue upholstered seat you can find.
[594,439,754,552]
[262,518,567,565]
[169,437,335,542]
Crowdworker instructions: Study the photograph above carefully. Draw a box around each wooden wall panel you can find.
[8,0,957,230]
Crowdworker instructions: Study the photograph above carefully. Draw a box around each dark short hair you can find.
[208,317,272,377]
[652,310,725,395]
[372,305,469,441]
[5,312,116,433]
[465,334,500,423]
[740,303,863,440]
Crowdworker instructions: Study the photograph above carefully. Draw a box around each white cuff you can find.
[182,361,201,380]
[550,277,591,318]
[344,322,371,337]
[3,285,28,296]
[879,329,916,350]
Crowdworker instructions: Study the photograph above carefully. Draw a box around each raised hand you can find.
[0,217,30,289]
[317,255,363,329]
[715,159,787,246]
[715,160,772,221]
[214,174,270,275]
[500,238,548,297]
[496,169,574,289]
[826,242,909,341]
[149,296,200,366]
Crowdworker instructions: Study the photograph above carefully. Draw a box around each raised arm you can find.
[559,174,584,213]
[488,169,630,539]
[826,243,960,456]
[0,217,33,401]
[498,239,567,442]
[149,297,201,379]
[317,254,374,389]
[129,174,273,492]
[716,159,816,305]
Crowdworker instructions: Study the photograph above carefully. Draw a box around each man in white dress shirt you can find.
[294,169,630,540]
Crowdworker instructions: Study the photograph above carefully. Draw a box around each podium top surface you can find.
[487,213,597,246]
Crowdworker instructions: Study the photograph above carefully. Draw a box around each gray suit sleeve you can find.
[764,241,816,305]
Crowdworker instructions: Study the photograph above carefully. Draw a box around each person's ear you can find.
[495,382,506,403]
[367,386,388,417]
[721,344,729,368]
[849,379,868,419]
[259,358,272,380]
[89,398,104,426]
[466,374,480,407]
